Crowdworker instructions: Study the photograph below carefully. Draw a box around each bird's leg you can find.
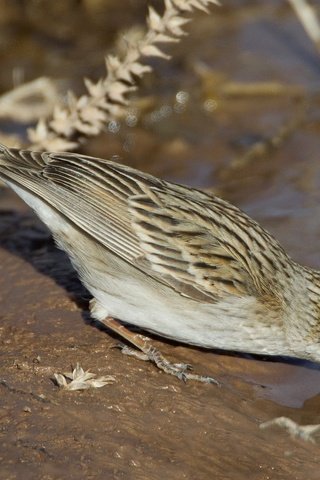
[99,316,219,385]
[119,344,193,371]
[117,344,150,361]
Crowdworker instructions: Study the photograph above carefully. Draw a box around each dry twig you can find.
[288,0,320,53]
[0,77,60,122]
[217,97,307,186]
[260,416,320,444]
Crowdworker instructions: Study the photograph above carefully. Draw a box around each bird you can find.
[0,143,319,384]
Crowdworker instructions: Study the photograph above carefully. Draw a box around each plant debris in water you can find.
[260,416,320,444]
[53,363,115,391]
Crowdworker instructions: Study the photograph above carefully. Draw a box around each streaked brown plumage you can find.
[0,143,319,382]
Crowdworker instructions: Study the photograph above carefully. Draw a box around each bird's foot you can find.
[142,344,219,384]
[118,343,191,370]
[101,316,219,385]
[116,343,149,361]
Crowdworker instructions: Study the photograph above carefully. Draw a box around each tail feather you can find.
[0,143,47,173]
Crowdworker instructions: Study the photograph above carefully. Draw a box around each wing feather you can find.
[0,146,267,302]
[129,193,256,299]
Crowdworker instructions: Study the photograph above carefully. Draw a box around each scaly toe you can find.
[116,343,149,361]
[172,362,193,372]
[179,371,220,385]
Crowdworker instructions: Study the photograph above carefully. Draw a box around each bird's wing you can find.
[0,146,144,263]
[0,146,276,302]
[128,190,259,301]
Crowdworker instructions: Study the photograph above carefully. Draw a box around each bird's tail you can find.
[0,143,46,174]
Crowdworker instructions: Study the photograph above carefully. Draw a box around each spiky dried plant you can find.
[27,0,220,152]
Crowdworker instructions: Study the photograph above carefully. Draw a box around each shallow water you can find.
[0,1,320,479]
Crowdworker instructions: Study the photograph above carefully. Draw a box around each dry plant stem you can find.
[288,0,320,53]
[260,417,320,444]
[195,62,306,99]
[27,0,219,152]
[0,77,59,123]
[217,98,308,186]
[221,81,304,98]
[100,317,219,384]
